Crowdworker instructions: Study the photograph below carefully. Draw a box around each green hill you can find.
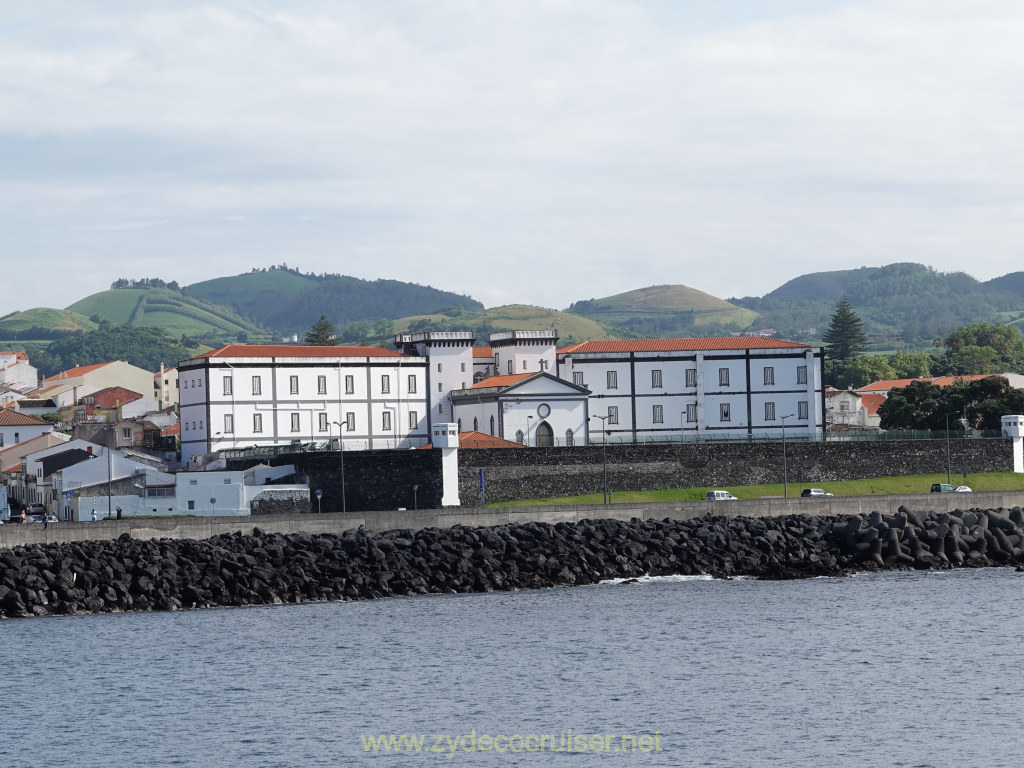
[567,285,758,338]
[66,286,278,344]
[186,265,484,336]
[0,307,98,338]
[731,263,1024,347]
[392,304,624,344]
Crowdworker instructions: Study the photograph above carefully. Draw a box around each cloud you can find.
[2,0,1024,315]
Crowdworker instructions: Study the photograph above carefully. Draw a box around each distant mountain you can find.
[186,266,484,336]
[985,271,1024,298]
[392,304,622,345]
[730,263,1024,346]
[567,285,758,338]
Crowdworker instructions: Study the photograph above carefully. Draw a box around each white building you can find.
[450,371,590,446]
[557,337,825,442]
[0,351,38,390]
[0,409,53,449]
[177,344,431,465]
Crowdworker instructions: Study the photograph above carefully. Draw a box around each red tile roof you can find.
[42,362,112,382]
[472,347,493,358]
[0,410,48,426]
[860,393,887,416]
[421,431,526,449]
[558,337,809,354]
[87,386,144,408]
[161,423,180,436]
[471,373,534,389]
[858,374,999,393]
[197,344,403,359]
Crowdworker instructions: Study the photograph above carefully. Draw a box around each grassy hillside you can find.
[393,304,625,344]
[186,266,484,336]
[0,307,98,334]
[65,287,277,344]
[567,284,758,338]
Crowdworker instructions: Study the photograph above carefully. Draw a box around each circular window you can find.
[537,403,551,418]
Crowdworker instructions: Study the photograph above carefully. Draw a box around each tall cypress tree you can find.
[304,315,340,346]
[823,296,868,368]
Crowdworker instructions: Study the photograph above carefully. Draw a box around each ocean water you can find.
[4,568,1024,767]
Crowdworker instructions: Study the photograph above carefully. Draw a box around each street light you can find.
[780,413,795,499]
[332,421,348,514]
[591,414,610,504]
[103,425,113,519]
[527,415,534,447]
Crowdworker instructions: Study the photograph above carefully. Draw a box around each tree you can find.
[835,355,896,390]
[304,315,339,346]
[942,322,1024,373]
[822,296,868,383]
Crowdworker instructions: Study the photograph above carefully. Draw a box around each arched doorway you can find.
[535,421,554,447]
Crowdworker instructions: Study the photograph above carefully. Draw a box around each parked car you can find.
[931,483,962,493]
[800,488,833,497]
[28,503,46,515]
[706,490,738,501]
[954,485,973,493]
[29,514,59,524]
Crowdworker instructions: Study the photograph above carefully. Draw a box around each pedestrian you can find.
[116,505,122,520]
[91,508,97,522]
[43,515,48,530]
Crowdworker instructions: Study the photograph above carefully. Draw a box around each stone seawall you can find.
[2,504,1024,618]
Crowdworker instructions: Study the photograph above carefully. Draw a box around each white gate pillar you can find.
[1001,415,1024,473]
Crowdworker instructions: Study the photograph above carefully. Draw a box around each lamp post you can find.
[527,415,534,447]
[591,414,610,504]
[332,421,347,514]
[945,412,953,484]
[103,425,113,519]
[780,413,795,499]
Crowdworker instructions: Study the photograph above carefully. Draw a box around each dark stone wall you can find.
[458,439,1013,504]
[248,449,444,513]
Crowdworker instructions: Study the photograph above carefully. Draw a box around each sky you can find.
[3,0,1024,314]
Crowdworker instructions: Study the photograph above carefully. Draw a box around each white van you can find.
[705,490,737,501]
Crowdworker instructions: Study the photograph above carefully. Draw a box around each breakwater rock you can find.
[2,507,1023,618]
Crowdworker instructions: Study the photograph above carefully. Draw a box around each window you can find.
[253,413,263,433]
[473,417,479,431]
[461,362,466,372]
[719,368,730,387]
[290,413,300,432]
[607,371,618,389]
[686,403,697,422]
[490,415,495,435]
[540,359,548,371]
[318,375,327,394]
[573,372,583,386]
[382,411,392,431]
[765,402,776,421]
[224,414,234,434]
[457,418,462,432]
[437,363,442,372]
[289,375,299,394]
[252,376,261,395]
[345,375,355,394]
[653,405,663,423]
[345,412,355,431]
[122,428,131,440]
[797,366,808,385]
[652,369,663,388]
[608,406,618,425]
[764,367,774,386]
[515,430,524,444]
[438,382,443,392]
[409,411,418,429]
[223,377,232,395]
[522,360,527,370]
[720,403,731,422]
[798,400,808,420]
[188,500,195,511]
[319,413,328,432]
[381,374,390,394]
[474,372,485,383]
[224,478,231,485]
[507,360,513,374]
[565,429,574,446]
[408,374,417,393]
